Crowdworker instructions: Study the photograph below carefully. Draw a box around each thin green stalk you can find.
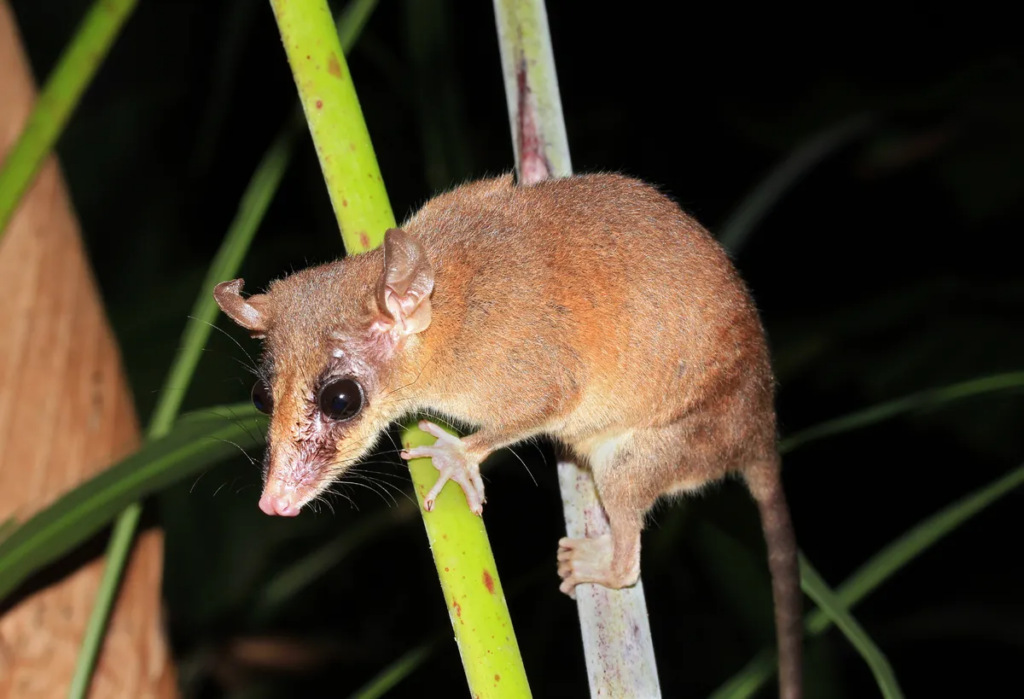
[268,1,530,695]
[0,0,138,240]
[149,125,298,433]
[710,461,1024,699]
[344,567,551,699]
[66,111,295,699]
[66,3,380,696]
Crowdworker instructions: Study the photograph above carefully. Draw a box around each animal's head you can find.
[213,228,434,516]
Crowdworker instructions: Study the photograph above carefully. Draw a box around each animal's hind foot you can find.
[556,535,640,598]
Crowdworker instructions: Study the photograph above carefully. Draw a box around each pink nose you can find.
[259,493,301,517]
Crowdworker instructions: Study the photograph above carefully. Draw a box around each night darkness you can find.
[7,1,1024,697]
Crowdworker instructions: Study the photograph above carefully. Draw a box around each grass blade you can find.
[0,0,139,239]
[0,404,266,602]
[0,518,16,545]
[780,371,1024,454]
[66,3,382,694]
[717,113,874,255]
[250,498,418,623]
[799,555,905,699]
[710,461,1024,699]
[810,461,1024,634]
[346,638,441,699]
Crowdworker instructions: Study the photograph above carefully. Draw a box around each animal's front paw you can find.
[401,421,486,514]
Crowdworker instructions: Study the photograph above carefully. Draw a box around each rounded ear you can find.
[376,228,434,336]
[214,279,270,337]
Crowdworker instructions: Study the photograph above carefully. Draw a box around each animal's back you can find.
[404,173,774,448]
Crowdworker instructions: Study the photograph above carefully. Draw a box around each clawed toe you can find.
[405,422,486,514]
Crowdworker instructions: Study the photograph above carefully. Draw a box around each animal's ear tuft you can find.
[376,228,434,336]
[214,279,270,337]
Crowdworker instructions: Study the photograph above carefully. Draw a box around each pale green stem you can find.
[0,0,139,240]
[492,1,659,696]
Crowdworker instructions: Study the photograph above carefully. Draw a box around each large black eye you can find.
[318,378,363,421]
[251,380,273,414]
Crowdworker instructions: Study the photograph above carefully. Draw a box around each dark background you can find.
[9,1,1024,697]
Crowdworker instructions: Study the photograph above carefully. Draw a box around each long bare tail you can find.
[745,459,803,699]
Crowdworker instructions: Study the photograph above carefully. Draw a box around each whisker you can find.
[188,316,261,374]
[380,350,438,399]
[506,447,538,487]
[224,405,266,450]
[338,478,399,507]
[206,437,257,466]
[325,485,358,510]
[190,470,210,493]
[198,347,261,378]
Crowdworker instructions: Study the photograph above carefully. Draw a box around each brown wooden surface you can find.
[0,2,179,696]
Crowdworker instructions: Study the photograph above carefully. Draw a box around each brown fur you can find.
[214,172,802,699]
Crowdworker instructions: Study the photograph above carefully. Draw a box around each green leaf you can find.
[0,0,139,238]
[799,555,905,699]
[67,3,383,694]
[0,403,266,602]
[717,113,874,255]
[710,461,1024,699]
[780,371,1024,454]
[0,518,17,545]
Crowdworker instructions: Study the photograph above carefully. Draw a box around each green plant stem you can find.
[269,0,390,253]
[492,2,659,696]
[66,3,380,695]
[0,0,139,240]
[268,1,530,696]
[150,126,298,432]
